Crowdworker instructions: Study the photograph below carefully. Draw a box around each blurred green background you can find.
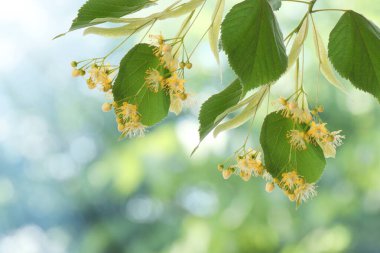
[0,0,380,252]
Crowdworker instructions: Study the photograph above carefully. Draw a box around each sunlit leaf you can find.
[83,22,148,37]
[209,0,225,63]
[55,0,154,38]
[288,15,309,70]
[213,85,269,137]
[196,79,243,142]
[82,0,204,38]
[312,21,346,92]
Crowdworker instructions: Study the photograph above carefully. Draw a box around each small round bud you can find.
[179,62,186,69]
[296,177,305,185]
[72,69,81,77]
[265,182,275,193]
[185,62,193,69]
[279,97,287,106]
[71,61,78,68]
[117,124,125,132]
[222,169,232,180]
[288,194,296,202]
[179,93,188,101]
[103,83,112,92]
[240,171,251,182]
[102,102,113,112]
[327,135,335,142]
[86,78,96,89]
[162,44,172,53]
[288,102,297,110]
[217,164,224,171]
[79,69,86,76]
[317,105,324,113]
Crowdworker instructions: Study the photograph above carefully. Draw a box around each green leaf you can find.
[221,0,287,90]
[213,85,269,137]
[268,0,282,11]
[312,21,346,93]
[192,79,243,154]
[288,15,309,70]
[208,0,225,63]
[260,112,326,183]
[55,0,154,38]
[198,79,243,140]
[328,11,380,101]
[113,43,170,126]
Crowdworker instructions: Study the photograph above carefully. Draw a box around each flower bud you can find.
[117,124,125,132]
[72,69,81,77]
[288,194,296,202]
[279,97,287,106]
[185,62,193,69]
[317,105,324,113]
[222,169,232,180]
[162,44,172,53]
[102,102,112,112]
[288,102,297,110]
[265,182,275,193]
[71,61,78,68]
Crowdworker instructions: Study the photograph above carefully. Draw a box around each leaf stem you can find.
[311,9,349,13]
[283,0,311,4]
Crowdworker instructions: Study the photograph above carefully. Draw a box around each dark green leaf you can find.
[221,0,287,90]
[260,112,326,183]
[55,0,153,38]
[328,11,380,101]
[113,43,170,126]
[192,79,243,154]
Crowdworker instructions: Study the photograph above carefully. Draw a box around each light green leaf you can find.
[221,0,287,90]
[55,0,154,38]
[83,0,204,38]
[213,85,269,137]
[288,15,309,70]
[159,0,204,19]
[83,22,148,37]
[328,11,380,101]
[209,0,225,63]
[113,44,170,126]
[260,112,326,183]
[197,79,243,141]
[312,21,346,92]
[268,0,282,11]
[71,0,153,31]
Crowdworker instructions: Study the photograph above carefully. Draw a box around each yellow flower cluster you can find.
[114,102,146,138]
[278,98,345,158]
[218,149,271,182]
[71,61,114,93]
[146,34,191,115]
[87,64,113,92]
[277,171,317,204]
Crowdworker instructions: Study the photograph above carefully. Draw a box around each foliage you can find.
[59,0,380,205]
[328,11,380,101]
